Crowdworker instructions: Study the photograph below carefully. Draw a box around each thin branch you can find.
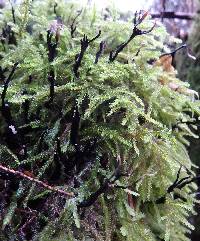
[160,44,187,58]
[151,11,194,20]
[1,25,17,46]
[1,62,19,108]
[9,0,16,24]
[70,9,82,38]
[0,66,7,82]
[135,46,142,57]
[54,3,58,15]
[70,104,80,147]
[156,166,198,204]
[52,137,68,179]
[78,167,129,208]
[28,75,32,83]
[73,30,101,78]
[167,165,182,193]
[11,5,16,24]
[47,30,58,63]
[0,164,74,197]
[78,179,109,208]
[56,138,62,158]
[0,64,25,159]
[95,41,106,64]
[160,44,196,68]
[37,129,47,153]
[48,69,55,103]
[109,12,156,62]
[46,30,59,103]
[22,99,30,124]
[88,31,101,43]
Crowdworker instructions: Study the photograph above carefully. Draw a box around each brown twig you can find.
[0,164,74,197]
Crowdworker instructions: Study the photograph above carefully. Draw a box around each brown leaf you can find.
[155,55,175,73]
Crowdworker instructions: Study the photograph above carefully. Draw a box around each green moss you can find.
[0,1,199,240]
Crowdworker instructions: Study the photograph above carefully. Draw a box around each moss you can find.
[0,1,199,240]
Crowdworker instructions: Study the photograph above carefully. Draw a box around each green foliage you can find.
[0,1,199,240]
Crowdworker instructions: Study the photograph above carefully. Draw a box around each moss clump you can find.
[0,1,199,240]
